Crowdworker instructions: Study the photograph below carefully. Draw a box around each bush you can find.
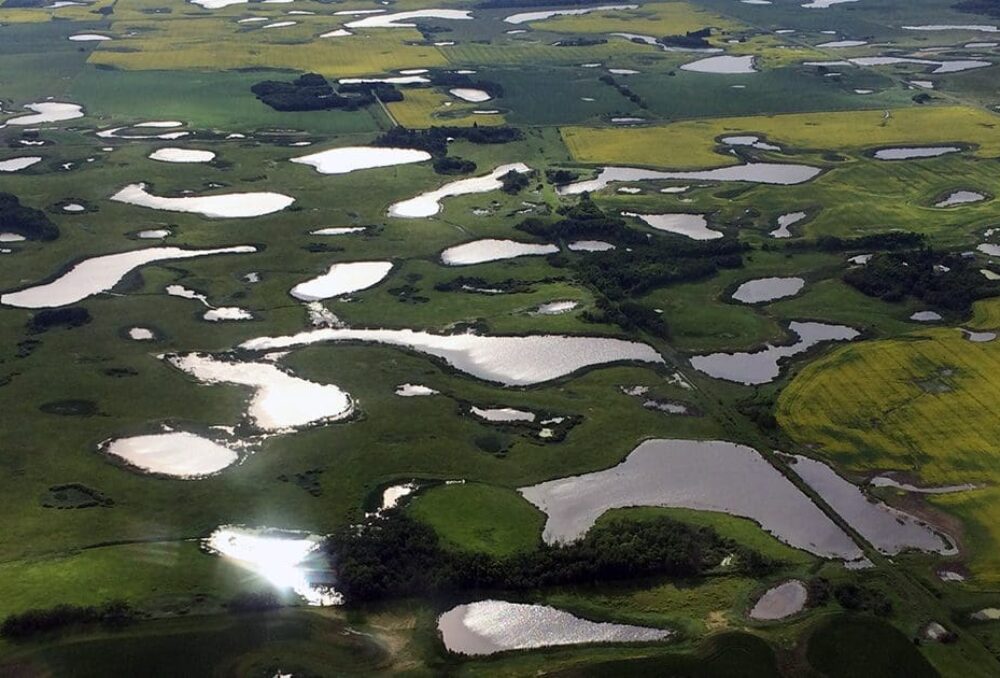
[1,601,136,639]
[433,156,476,175]
[251,73,374,112]
[28,307,91,334]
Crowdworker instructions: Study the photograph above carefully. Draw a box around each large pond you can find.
[240,329,663,386]
[345,9,471,28]
[111,183,294,218]
[291,146,430,174]
[681,55,757,74]
[624,212,721,240]
[450,88,492,103]
[558,163,821,194]
[389,163,531,218]
[104,430,238,478]
[731,277,805,304]
[789,455,955,555]
[440,238,558,265]
[203,525,341,606]
[519,439,863,559]
[504,4,637,24]
[290,261,393,301]
[438,600,669,655]
[1,245,257,309]
[166,353,354,432]
[749,580,808,620]
[690,321,858,384]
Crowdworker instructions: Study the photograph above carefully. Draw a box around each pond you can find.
[567,240,615,251]
[789,455,955,555]
[935,190,985,207]
[311,227,367,236]
[1,245,257,309]
[5,102,83,126]
[471,406,536,423]
[203,525,341,606]
[504,4,637,24]
[345,9,472,28]
[103,431,238,478]
[624,212,721,240]
[389,164,531,218]
[0,157,42,172]
[438,600,669,655]
[870,474,978,494]
[240,329,664,386]
[166,352,353,432]
[396,383,438,396]
[558,163,821,194]
[149,148,216,163]
[450,88,492,103]
[519,438,863,559]
[291,146,430,174]
[441,239,558,265]
[111,183,294,218]
[749,581,808,620]
[770,211,807,238]
[910,310,942,322]
[690,322,858,384]
[873,146,961,160]
[731,277,805,304]
[720,135,782,151]
[290,261,393,301]
[535,300,578,315]
[681,55,757,74]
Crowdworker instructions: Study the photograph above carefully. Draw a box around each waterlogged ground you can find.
[2,0,1000,674]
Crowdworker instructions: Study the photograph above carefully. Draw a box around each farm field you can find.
[3,0,1000,674]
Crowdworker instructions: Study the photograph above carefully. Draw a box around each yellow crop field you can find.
[777,299,1000,485]
[535,2,738,36]
[561,106,1000,169]
[387,88,505,128]
[0,0,114,22]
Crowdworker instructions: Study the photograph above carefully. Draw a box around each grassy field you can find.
[386,88,506,128]
[561,106,1000,169]
[408,482,545,556]
[535,2,739,37]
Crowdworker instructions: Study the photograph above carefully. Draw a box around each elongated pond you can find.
[732,277,805,304]
[290,261,393,301]
[558,163,820,194]
[111,183,294,218]
[240,329,663,386]
[438,600,669,655]
[441,239,558,265]
[389,164,531,218]
[1,245,257,308]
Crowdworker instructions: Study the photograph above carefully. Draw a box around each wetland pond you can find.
[441,239,558,265]
[690,321,858,384]
[558,163,821,194]
[291,146,430,174]
[519,438,863,559]
[1,245,257,309]
[438,600,669,655]
[389,163,531,218]
[111,183,294,218]
[749,581,808,621]
[873,146,961,160]
[936,190,986,207]
[240,329,663,386]
[789,455,955,555]
[624,212,721,240]
[681,55,757,73]
[731,277,805,304]
[0,157,42,172]
[770,211,807,238]
[289,261,393,301]
[103,430,238,478]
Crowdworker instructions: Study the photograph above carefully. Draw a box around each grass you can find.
[806,614,939,678]
[531,2,739,37]
[386,88,506,128]
[561,106,1000,169]
[407,482,545,556]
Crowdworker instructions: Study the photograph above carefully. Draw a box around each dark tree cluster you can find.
[658,28,712,49]
[599,74,647,109]
[516,192,644,244]
[432,156,477,175]
[226,591,282,613]
[434,276,536,294]
[338,81,404,103]
[251,73,390,112]
[1,601,136,639]
[0,192,58,241]
[328,512,778,603]
[782,231,925,253]
[544,168,580,185]
[807,578,893,616]
[953,0,1000,18]
[500,169,531,194]
[372,125,523,157]
[27,307,92,334]
[843,249,998,313]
